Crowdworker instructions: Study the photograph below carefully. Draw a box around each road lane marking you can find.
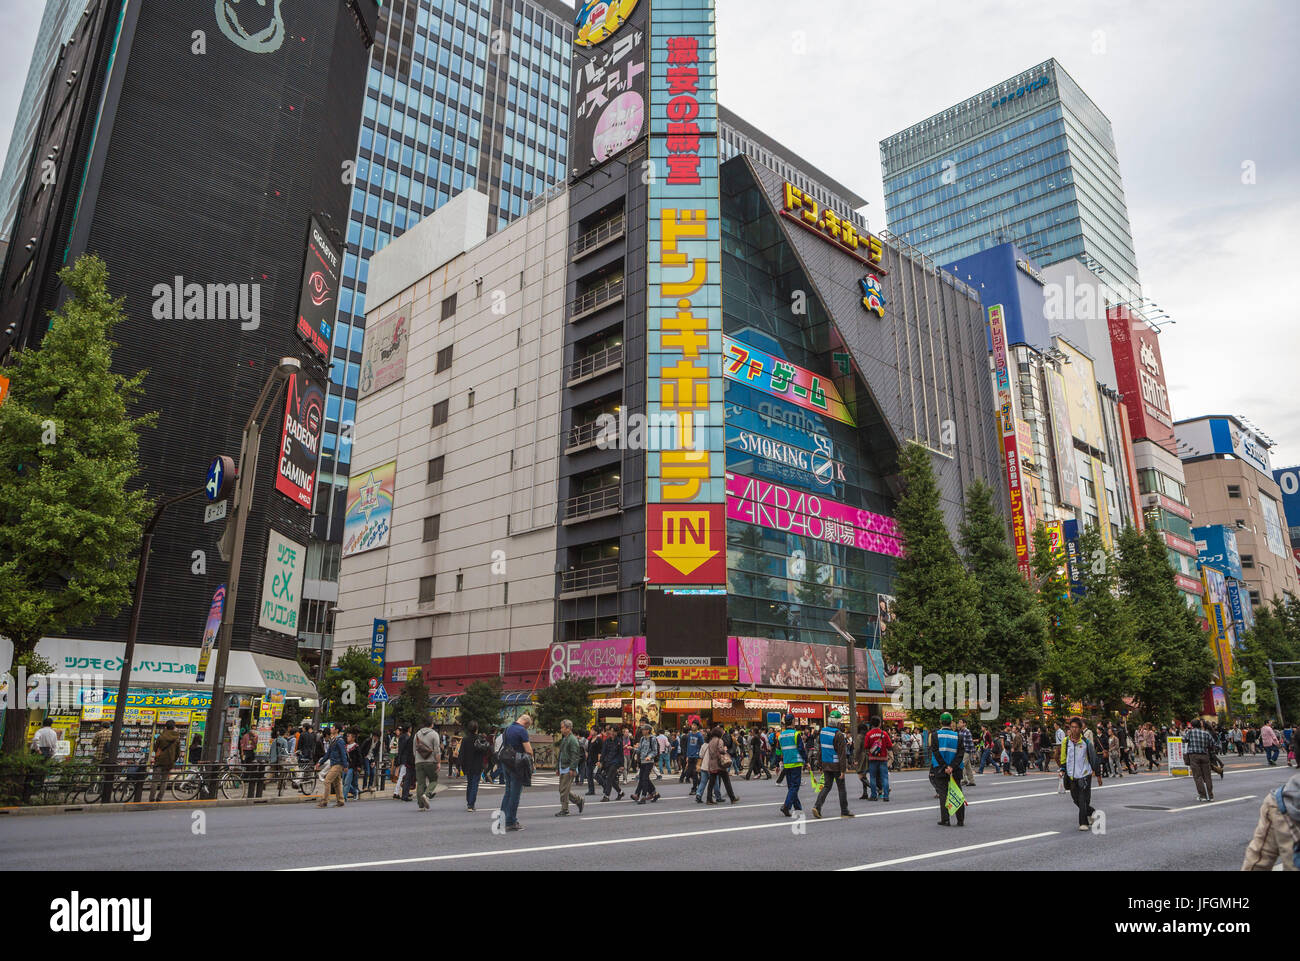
[836,831,1059,870]
[1166,795,1256,813]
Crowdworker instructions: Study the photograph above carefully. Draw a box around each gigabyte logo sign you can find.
[50,892,151,941]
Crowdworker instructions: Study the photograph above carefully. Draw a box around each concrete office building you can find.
[334,188,566,699]
[1177,415,1298,608]
[334,0,1005,726]
[882,58,1141,300]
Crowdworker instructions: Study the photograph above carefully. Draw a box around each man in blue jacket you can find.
[316,728,348,808]
[680,720,704,792]
[929,713,965,827]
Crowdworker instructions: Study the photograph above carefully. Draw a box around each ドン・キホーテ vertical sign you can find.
[645,0,724,587]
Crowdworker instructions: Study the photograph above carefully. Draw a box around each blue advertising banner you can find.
[1193,524,1242,580]
[370,619,388,672]
[1226,580,1248,641]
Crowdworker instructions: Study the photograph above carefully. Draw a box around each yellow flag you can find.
[945,777,965,816]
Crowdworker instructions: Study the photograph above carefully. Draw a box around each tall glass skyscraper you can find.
[302,0,574,650]
[0,0,89,240]
[316,0,571,509]
[880,59,1140,298]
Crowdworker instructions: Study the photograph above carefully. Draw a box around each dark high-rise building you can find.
[0,1,378,706]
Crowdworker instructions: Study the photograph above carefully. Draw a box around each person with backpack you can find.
[862,716,894,802]
[496,714,533,832]
[457,720,486,811]
[413,716,442,810]
[1241,772,1300,870]
[631,723,661,804]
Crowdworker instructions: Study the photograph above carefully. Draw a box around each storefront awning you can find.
[31,637,318,699]
[429,690,534,708]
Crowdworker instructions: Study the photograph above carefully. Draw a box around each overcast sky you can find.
[1,0,1296,465]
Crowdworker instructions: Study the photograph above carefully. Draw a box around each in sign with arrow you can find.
[647,503,725,584]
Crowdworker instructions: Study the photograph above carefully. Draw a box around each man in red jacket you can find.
[860,716,893,801]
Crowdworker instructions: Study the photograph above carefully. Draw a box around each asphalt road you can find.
[2,757,1290,871]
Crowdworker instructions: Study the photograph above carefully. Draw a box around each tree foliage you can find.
[1062,527,1148,713]
[392,668,431,732]
[883,443,984,728]
[318,647,380,734]
[458,676,506,734]
[1228,598,1300,724]
[0,255,155,754]
[1117,526,1215,720]
[534,675,594,736]
[959,479,1046,710]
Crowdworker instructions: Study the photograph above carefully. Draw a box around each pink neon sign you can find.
[725,473,903,557]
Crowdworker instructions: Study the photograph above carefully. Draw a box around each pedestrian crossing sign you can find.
[369,684,390,704]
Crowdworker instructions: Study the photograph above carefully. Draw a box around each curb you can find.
[0,790,388,817]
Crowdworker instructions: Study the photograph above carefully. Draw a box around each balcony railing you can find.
[571,214,625,259]
[566,418,614,452]
[564,485,621,523]
[568,342,623,384]
[569,278,624,321]
[560,561,620,595]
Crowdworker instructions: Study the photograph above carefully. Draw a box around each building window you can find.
[413,637,432,664]
[1227,484,1241,499]
[427,456,445,483]
[456,570,464,591]
[1249,590,1261,608]
[467,388,475,408]
[419,575,437,603]
[503,582,509,605]
[423,514,441,542]
[432,399,449,426]
[1235,519,1247,530]
[441,293,457,319]
[436,345,453,372]
[1241,554,1254,569]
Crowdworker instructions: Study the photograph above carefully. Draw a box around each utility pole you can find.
[1266,660,1298,724]
[198,358,301,796]
[829,609,856,742]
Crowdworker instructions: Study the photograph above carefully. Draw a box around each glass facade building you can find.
[314,0,572,547]
[0,0,90,241]
[721,159,895,648]
[880,59,1141,298]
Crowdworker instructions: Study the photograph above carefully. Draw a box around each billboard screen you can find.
[274,371,324,509]
[1045,366,1080,508]
[295,216,342,363]
[342,460,396,557]
[569,0,648,178]
[723,335,855,426]
[1107,308,1176,453]
[1055,339,1105,452]
[645,0,724,589]
[1260,492,1288,558]
[359,305,409,398]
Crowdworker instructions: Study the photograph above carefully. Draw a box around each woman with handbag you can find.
[705,726,739,804]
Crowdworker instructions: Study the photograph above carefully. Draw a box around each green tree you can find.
[534,675,594,736]
[459,676,506,734]
[392,668,430,732]
[0,255,155,755]
[1067,527,1148,715]
[1117,526,1215,721]
[959,479,1047,710]
[882,443,984,728]
[317,647,380,733]
[1227,599,1300,723]
[1032,522,1078,711]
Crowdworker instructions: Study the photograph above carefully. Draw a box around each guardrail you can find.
[572,215,625,258]
[564,485,620,522]
[569,278,624,319]
[568,342,623,383]
[560,561,620,594]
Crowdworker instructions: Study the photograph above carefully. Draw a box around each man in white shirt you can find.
[1062,717,1101,832]
[655,730,670,779]
[31,718,59,758]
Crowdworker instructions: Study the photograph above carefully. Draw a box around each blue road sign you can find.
[369,684,390,704]
[206,455,235,502]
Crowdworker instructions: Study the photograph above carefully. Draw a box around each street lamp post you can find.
[104,484,209,793]
[314,606,342,725]
[198,358,301,795]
